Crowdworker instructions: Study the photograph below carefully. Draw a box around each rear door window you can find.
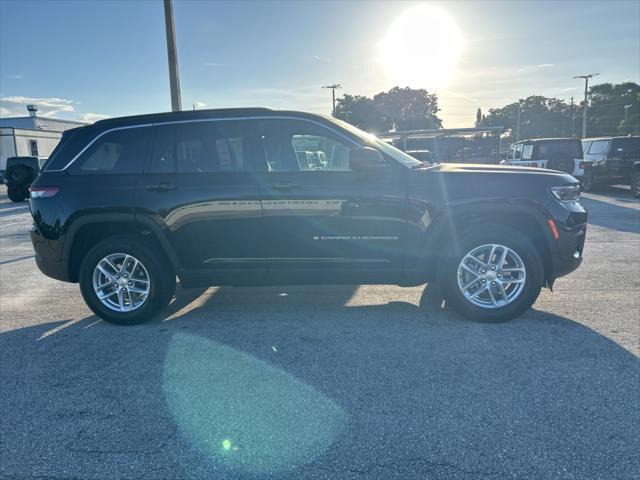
[69,127,152,175]
[148,121,253,173]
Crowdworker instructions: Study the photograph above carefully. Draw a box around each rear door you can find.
[608,137,640,181]
[252,117,409,284]
[135,119,264,282]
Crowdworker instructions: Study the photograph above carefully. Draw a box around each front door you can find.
[253,117,409,284]
[135,119,264,283]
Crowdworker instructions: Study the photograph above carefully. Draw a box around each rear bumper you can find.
[30,226,72,282]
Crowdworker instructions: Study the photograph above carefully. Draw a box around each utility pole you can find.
[516,102,521,141]
[573,73,599,138]
[164,0,182,112]
[322,84,341,116]
[570,96,575,137]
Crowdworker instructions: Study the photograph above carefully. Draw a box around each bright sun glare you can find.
[382,5,463,89]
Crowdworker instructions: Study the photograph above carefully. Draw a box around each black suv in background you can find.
[581,136,640,194]
[28,109,587,325]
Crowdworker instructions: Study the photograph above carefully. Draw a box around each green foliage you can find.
[480,82,639,139]
[334,86,442,133]
[587,82,639,136]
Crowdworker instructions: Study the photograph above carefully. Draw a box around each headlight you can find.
[551,185,580,202]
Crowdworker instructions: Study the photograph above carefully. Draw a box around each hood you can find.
[425,163,565,175]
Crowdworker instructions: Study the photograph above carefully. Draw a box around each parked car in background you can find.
[3,156,44,202]
[581,136,640,193]
[501,138,584,178]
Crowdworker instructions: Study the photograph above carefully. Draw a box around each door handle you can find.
[145,183,178,192]
[271,182,299,190]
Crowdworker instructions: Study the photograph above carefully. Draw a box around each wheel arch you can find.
[423,202,555,284]
[65,214,181,282]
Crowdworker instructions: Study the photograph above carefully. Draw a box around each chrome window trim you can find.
[50,115,361,172]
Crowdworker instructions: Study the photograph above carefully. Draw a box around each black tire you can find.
[79,235,176,325]
[7,185,27,202]
[631,171,640,198]
[439,225,544,322]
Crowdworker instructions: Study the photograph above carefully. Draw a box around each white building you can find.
[0,105,86,172]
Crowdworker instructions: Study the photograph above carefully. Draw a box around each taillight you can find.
[29,186,60,198]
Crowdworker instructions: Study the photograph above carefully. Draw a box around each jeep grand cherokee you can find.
[28,108,587,325]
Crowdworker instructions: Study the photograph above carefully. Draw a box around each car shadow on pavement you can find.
[1,285,638,480]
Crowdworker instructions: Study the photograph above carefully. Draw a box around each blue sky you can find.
[1,0,638,127]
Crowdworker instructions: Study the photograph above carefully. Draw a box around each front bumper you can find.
[546,200,587,279]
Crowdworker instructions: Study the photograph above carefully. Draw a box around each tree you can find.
[586,82,639,135]
[481,95,573,139]
[373,87,442,131]
[334,86,442,133]
[334,94,389,133]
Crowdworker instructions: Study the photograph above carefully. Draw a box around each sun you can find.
[381,5,463,89]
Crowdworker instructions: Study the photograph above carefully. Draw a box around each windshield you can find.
[330,118,424,168]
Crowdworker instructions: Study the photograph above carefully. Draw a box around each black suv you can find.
[29,108,587,325]
[581,136,640,193]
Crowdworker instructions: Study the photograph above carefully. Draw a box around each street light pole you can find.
[164,0,182,112]
[322,84,342,116]
[573,73,599,138]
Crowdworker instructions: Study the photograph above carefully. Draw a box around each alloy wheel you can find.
[457,244,526,309]
[92,253,150,312]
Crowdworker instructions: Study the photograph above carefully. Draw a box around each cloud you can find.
[313,55,331,63]
[562,87,577,91]
[0,96,75,117]
[203,62,226,67]
[79,112,110,123]
[0,95,107,123]
[537,64,554,68]
[192,101,208,110]
[6,74,24,79]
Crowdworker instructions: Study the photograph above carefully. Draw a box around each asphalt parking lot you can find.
[0,184,638,480]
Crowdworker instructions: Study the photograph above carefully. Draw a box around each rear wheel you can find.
[439,226,544,322]
[631,171,640,198]
[7,185,27,202]
[79,235,175,325]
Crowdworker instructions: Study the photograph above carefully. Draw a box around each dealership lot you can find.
[0,185,638,479]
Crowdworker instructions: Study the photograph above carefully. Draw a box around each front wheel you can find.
[79,235,175,325]
[440,226,544,322]
[631,171,640,198]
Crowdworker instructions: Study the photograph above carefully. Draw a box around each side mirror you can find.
[349,147,388,172]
